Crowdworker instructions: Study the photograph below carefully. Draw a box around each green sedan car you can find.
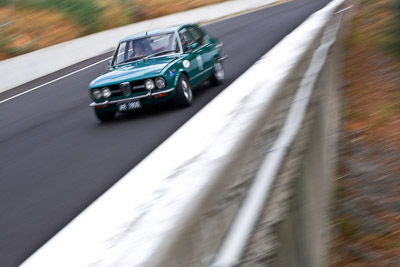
[89,24,225,122]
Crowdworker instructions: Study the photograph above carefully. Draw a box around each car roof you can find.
[120,24,197,42]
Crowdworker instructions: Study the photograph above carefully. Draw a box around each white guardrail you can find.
[211,4,345,266]
[21,0,345,266]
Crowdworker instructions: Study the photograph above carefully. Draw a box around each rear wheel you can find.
[210,60,224,86]
[94,108,116,122]
[173,74,193,107]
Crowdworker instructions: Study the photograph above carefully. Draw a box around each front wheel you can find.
[94,108,116,122]
[173,74,193,107]
[209,60,224,86]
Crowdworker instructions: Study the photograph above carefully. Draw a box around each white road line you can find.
[0,57,111,105]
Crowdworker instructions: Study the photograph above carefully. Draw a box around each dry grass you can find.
[135,0,229,18]
[0,7,82,60]
[330,0,400,265]
[0,0,228,60]
[97,3,133,30]
[344,0,400,147]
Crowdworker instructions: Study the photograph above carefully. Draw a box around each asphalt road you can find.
[0,0,331,265]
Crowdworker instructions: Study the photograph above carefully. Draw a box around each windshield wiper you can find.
[145,50,177,60]
[121,56,146,64]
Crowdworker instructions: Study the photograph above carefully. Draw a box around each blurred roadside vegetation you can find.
[331,0,400,265]
[0,0,227,60]
[343,0,400,144]
[384,0,400,55]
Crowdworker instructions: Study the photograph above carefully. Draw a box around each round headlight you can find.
[155,77,166,89]
[144,79,155,91]
[92,89,102,99]
[102,87,112,98]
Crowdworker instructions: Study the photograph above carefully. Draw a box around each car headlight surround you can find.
[155,77,166,89]
[92,89,102,99]
[144,79,155,91]
[102,87,112,98]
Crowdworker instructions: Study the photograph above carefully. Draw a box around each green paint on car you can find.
[89,24,225,122]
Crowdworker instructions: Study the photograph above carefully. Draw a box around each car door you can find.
[188,25,214,77]
[178,27,202,86]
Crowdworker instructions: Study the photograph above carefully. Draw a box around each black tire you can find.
[94,108,116,122]
[173,74,193,107]
[209,60,224,86]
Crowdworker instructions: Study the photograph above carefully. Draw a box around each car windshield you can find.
[113,32,180,65]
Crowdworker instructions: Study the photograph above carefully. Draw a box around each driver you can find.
[132,42,145,58]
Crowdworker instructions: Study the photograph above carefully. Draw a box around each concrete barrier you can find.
[20,0,346,266]
[210,7,344,266]
[0,0,278,94]
[239,9,346,266]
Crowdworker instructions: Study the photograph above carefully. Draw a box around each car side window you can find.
[113,41,128,65]
[189,26,205,46]
[179,28,195,52]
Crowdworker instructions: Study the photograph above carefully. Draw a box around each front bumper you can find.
[89,88,174,107]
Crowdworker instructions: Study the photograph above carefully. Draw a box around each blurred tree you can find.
[380,0,400,56]
[388,0,400,55]
[10,0,103,33]
[118,0,145,21]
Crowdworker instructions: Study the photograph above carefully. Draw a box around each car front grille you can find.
[108,80,148,97]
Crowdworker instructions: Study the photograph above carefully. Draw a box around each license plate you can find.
[118,100,141,111]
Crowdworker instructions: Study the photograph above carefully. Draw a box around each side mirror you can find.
[190,43,199,50]
[106,59,112,71]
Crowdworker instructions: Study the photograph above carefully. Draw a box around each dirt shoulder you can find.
[330,0,400,265]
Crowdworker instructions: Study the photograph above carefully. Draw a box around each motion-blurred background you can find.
[0,0,399,266]
[0,0,228,60]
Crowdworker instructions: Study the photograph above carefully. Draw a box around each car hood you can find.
[90,56,179,88]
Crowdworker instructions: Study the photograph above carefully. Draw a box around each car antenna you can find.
[146,20,154,36]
